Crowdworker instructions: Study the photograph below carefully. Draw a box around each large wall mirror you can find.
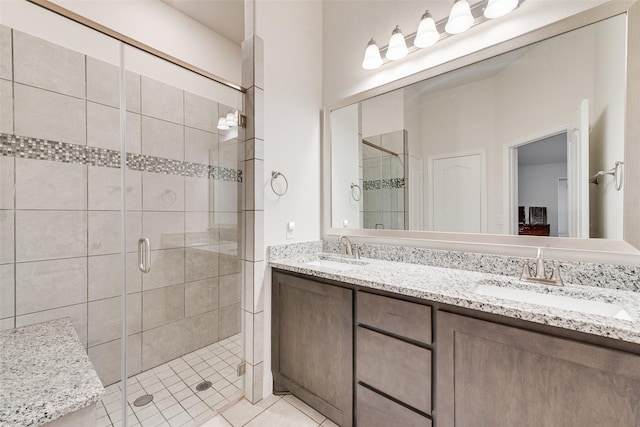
[326,2,640,255]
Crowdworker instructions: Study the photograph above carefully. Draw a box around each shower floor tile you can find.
[98,334,243,427]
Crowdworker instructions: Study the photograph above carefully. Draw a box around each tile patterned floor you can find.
[204,394,340,427]
[97,334,243,427]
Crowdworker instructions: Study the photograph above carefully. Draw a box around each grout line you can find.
[281,397,327,426]
[182,88,188,337]
[85,52,90,352]
[12,80,87,102]
[10,28,16,331]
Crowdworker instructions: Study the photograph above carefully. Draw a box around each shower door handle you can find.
[138,237,151,273]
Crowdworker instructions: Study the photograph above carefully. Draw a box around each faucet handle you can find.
[520,260,533,280]
[549,261,564,286]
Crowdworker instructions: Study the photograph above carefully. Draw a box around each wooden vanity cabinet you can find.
[272,270,640,427]
[436,311,640,427]
[355,291,433,427]
[271,271,353,427]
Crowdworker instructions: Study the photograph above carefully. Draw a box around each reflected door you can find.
[430,154,482,233]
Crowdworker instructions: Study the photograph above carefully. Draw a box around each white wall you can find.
[492,24,594,235]
[259,0,323,246]
[331,104,361,229]
[256,0,323,397]
[420,77,495,231]
[361,90,404,138]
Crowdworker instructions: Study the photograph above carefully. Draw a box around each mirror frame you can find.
[322,0,640,265]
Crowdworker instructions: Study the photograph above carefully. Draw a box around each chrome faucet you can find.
[520,248,563,286]
[339,235,360,259]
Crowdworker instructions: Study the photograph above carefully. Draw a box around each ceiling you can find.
[162,0,244,45]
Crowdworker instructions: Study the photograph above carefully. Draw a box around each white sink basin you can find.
[304,256,368,271]
[474,284,634,321]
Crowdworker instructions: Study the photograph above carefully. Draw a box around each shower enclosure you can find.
[361,130,409,230]
[0,7,244,426]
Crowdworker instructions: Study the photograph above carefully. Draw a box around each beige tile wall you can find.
[0,25,243,386]
[0,79,13,135]
[241,35,266,404]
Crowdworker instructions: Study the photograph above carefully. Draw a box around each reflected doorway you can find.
[516,133,568,237]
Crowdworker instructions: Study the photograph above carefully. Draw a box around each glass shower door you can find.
[114,44,245,426]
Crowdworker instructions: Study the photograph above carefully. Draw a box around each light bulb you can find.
[484,0,518,19]
[386,26,408,60]
[414,10,439,48]
[226,111,238,127]
[445,0,474,34]
[362,38,383,70]
[217,117,230,130]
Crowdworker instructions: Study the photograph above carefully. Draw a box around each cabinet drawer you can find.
[357,385,431,427]
[356,326,431,414]
[356,291,431,344]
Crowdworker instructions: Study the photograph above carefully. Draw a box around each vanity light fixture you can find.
[217,110,241,130]
[386,26,409,60]
[362,38,383,70]
[361,0,521,70]
[225,111,239,127]
[445,0,474,34]
[217,117,230,130]
[414,11,439,48]
[484,0,518,19]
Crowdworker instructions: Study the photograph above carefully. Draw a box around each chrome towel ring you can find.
[271,171,288,196]
[589,161,624,191]
[350,183,362,201]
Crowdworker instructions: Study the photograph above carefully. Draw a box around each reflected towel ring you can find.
[613,161,624,191]
[271,171,288,196]
[589,161,624,191]
[350,183,362,201]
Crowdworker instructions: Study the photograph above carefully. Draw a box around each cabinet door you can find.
[272,271,353,427]
[436,311,640,427]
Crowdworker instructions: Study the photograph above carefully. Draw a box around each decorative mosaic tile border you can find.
[0,133,242,182]
[363,178,405,190]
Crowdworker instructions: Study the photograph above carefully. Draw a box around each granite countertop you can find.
[0,318,105,427]
[270,253,640,345]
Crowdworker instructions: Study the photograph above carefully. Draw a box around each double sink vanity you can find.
[269,243,640,427]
